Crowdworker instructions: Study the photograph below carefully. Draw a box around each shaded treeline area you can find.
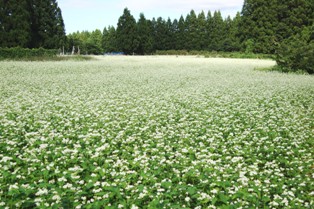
[0,0,66,49]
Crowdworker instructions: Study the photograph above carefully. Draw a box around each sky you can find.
[58,0,244,34]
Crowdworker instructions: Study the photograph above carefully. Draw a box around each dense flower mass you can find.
[0,56,313,208]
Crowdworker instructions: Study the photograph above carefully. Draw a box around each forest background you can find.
[0,0,313,73]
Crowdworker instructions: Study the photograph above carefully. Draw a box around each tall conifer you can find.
[0,0,30,47]
[137,13,154,54]
[116,8,138,54]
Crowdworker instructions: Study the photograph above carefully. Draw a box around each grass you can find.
[0,56,313,208]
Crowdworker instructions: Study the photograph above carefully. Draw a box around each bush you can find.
[155,50,188,55]
[275,25,314,74]
[0,47,58,60]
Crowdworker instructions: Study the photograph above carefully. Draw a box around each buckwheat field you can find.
[0,56,313,208]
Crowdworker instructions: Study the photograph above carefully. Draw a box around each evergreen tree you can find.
[28,0,66,49]
[136,13,154,54]
[223,14,241,52]
[276,24,314,74]
[116,8,138,54]
[276,0,314,42]
[197,11,207,50]
[153,17,168,50]
[206,11,213,51]
[239,0,313,54]
[0,0,31,47]
[176,15,186,50]
[209,11,225,51]
[102,26,117,53]
[171,18,179,49]
[185,10,198,50]
[165,18,175,50]
[240,0,278,53]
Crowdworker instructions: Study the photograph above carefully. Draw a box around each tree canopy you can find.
[0,0,66,49]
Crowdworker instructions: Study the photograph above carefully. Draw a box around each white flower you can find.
[182,148,189,153]
[9,184,19,191]
[211,189,218,194]
[1,156,12,163]
[39,144,48,150]
[36,188,48,196]
[185,197,191,202]
[131,205,139,209]
[52,195,61,201]
[69,165,83,172]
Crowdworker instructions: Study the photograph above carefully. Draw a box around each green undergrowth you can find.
[155,50,274,59]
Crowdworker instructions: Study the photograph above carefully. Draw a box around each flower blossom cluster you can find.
[0,57,313,208]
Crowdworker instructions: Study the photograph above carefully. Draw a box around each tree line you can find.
[67,0,313,57]
[68,9,242,55]
[1,0,312,55]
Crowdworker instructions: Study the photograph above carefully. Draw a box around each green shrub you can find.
[154,50,274,59]
[0,47,58,60]
[275,25,314,74]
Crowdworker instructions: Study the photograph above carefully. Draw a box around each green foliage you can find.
[275,25,314,74]
[223,13,241,52]
[102,26,117,53]
[86,29,103,55]
[155,50,274,59]
[0,0,31,48]
[240,0,314,54]
[244,39,254,54]
[29,0,66,49]
[155,50,189,55]
[185,10,199,50]
[67,30,103,55]
[153,17,169,51]
[176,16,187,50]
[276,0,314,41]
[0,47,58,60]
[136,13,154,55]
[239,0,278,54]
[116,8,139,54]
[0,0,66,49]
[208,11,225,51]
[101,8,244,54]
[197,11,207,50]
